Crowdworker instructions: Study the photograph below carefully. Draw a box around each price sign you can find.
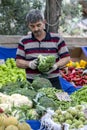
[55,92,71,101]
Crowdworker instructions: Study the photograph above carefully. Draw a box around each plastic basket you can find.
[26,120,41,130]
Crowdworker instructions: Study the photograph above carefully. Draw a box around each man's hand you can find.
[29,59,38,70]
[45,63,58,74]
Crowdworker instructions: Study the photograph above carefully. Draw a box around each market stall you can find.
[0,35,87,130]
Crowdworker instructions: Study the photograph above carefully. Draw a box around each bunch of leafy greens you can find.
[37,55,56,73]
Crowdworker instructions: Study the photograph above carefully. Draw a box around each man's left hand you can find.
[45,63,58,74]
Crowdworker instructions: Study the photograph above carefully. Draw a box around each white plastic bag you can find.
[40,108,61,130]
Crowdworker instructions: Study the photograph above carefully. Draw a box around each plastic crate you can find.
[26,120,41,130]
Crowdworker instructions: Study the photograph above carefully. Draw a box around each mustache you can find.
[34,30,40,33]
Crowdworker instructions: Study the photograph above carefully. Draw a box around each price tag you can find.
[55,92,71,101]
[0,59,5,65]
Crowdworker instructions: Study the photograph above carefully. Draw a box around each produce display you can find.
[40,105,87,130]
[0,79,77,120]
[52,106,86,129]
[0,58,87,129]
[60,59,87,86]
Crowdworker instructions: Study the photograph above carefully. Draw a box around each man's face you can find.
[28,20,45,37]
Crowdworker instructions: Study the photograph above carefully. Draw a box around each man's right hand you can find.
[29,59,38,70]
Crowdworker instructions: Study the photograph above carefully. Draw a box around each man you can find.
[16,9,70,89]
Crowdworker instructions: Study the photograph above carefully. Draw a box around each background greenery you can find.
[0,0,43,35]
[0,0,86,35]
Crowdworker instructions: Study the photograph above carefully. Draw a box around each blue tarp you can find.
[59,76,82,95]
[26,120,41,130]
[0,46,17,60]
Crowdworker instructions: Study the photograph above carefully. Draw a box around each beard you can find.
[33,30,41,37]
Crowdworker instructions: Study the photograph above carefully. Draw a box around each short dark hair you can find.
[26,9,44,24]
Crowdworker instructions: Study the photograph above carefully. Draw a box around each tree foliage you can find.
[0,0,43,35]
[0,0,84,35]
[59,2,83,35]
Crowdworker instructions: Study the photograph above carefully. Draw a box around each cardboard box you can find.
[69,47,87,61]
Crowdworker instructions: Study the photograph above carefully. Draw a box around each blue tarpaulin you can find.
[59,76,82,95]
[0,46,17,60]
[26,120,41,130]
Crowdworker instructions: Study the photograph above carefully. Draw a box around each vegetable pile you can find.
[52,105,87,129]
[60,67,87,86]
[0,58,26,88]
[70,85,87,105]
[1,76,87,121]
[0,78,77,120]
[66,60,87,69]
[40,104,87,130]
[0,113,31,130]
[35,87,76,111]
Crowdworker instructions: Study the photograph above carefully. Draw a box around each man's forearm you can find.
[16,59,29,69]
[56,56,70,68]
